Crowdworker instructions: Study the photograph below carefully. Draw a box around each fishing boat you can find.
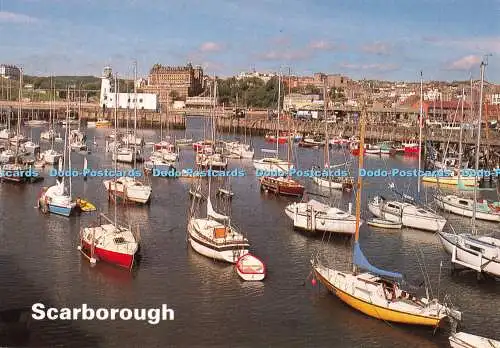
[438,59,500,278]
[78,212,140,269]
[123,132,144,146]
[368,196,446,232]
[449,332,500,348]
[367,218,402,229]
[312,105,462,328]
[434,194,500,222]
[235,253,266,281]
[265,132,288,144]
[402,140,420,154]
[0,128,13,140]
[113,146,143,163]
[24,140,40,154]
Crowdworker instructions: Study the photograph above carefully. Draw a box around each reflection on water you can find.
[0,118,498,346]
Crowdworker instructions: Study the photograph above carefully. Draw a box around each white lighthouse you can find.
[99,66,158,111]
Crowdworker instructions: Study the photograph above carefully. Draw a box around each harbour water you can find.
[1,117,499,347]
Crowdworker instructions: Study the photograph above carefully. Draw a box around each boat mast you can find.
[133,60,138,169]
[417,71,423,194]
[276,70,281,158]
[114,73,118,227]
[352,102,366,272]
[50,76,54,150]
[458,87,464,183]
[67,86,72,197]
[472,58,487,233]
[324,77,332,203]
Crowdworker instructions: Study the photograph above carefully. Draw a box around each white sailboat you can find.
[187,166,249,263]
[41,79,63,165]
[38,92,76,216]
[253,73,292,173]
[438,58,500,278]
[103,66,152,205]
[368,73,447,233]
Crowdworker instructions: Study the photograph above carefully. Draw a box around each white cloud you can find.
[340,63,399,71]
[259,50,311,61]
[309,40,336,50]
[0,11,38,24]
[361,42,391,55]
[446,55,481,70]
[199,41,224,52]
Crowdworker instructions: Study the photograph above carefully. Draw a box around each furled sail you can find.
[353,242,403,280]
[207,197,229,221]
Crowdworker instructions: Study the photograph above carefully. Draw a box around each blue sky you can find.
[1,0,499,81]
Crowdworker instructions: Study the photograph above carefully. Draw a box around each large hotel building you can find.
[143,63,204,106]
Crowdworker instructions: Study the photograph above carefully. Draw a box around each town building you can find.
[143,63,204,105]
[100,67,158,111]
[0,64,21,79]
[283,93,322,111]
[236,70,276,82]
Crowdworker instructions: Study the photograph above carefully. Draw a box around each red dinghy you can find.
[236,253,266,281]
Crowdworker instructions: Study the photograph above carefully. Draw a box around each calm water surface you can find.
[0,117,498,347]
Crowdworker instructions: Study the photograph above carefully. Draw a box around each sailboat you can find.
[145,107,176,172]
[104,67,152,205]
[70,88,88,152]
[195,80,228,170]
[187,164,249,263]
[38,91,76,216]
[368,72,447,233]
[41,78,63,165]
[253,73,293,173]
[312,104,462,327]
[434,88,498,220]
[2,69,32,183]
[438,58,500,278]
[312,81,354,191]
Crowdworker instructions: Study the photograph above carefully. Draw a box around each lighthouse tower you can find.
[99,66,113,109]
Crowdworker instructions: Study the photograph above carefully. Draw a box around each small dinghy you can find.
[236,253,266,281]
[449,332,500,348]
[76,198,96,212]
[367,218,402,229]
[217,188,234,198]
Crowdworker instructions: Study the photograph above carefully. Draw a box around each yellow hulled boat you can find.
[422,175,477,186]
[95,119,112,128]
[312,107,461,327]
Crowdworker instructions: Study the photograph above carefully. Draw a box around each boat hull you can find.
[434,196,499,222]
[285,206,357,235]
[188,228,248,263]
[81,239,134,269]
[438,232,500,276]
[260,177,304,197]
[313,268,442,326]
[48,204,74,217]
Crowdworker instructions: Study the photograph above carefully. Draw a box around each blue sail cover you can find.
[353,242,403,280]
